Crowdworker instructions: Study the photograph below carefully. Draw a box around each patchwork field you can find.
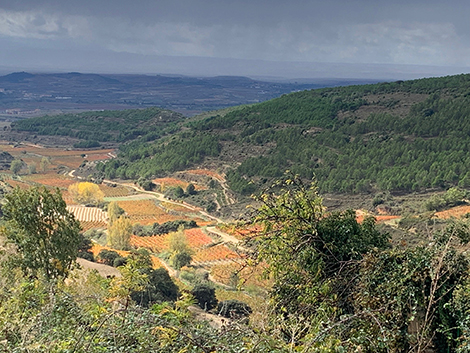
[0,142,113,170]
[80,221,108,232]
[116,199,184,225]
[0,142,251,285]
[193,244,242,264]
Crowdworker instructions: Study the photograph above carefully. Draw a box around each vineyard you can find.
[153,177,189,191]
[130,228,214,253]
[130,235,168,252]
[116,199,184,225]
[0,143,113,170]
[100,184,133,198]
[24,173,76,189]
[66,206,108,222]
[160,201,195,213]
[0,142,252,286]
[193,244,242,264]
[3,179,30,189]
[80,221,107,232]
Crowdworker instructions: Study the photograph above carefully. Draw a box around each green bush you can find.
[191,284,218,311]
[97,249,121,266]
[131,267,179,307]
[217,300,252,319]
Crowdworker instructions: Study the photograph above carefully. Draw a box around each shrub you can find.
[131,267,179,307]
[217,300,252,319]
[170,251,192,270]
[113,257,127,267]
[190,284,218,311]
[98,249,121,266]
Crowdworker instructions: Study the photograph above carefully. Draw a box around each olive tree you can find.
[1,186,82,280]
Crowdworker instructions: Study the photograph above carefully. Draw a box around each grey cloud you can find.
[1,1,470,75]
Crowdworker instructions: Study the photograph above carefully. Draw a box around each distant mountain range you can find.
[0,71,382,116]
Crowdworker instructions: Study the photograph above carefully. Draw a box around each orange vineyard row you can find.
[4,179,30,189]
[117,200,166,216]
[80,221,107,232]
[160,201,194,212]
[193,244,242,263]
[130,228,213,252]
[153,177,188,190]
[100,185,132,197]
[24,174,76,189]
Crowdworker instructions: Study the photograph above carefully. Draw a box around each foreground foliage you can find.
[3,177,470,351]
[1,186,82,280]
[250,175,470,352]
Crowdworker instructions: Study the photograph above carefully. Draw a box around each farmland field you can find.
[0,142,114,170]
[67,206,107,222]
[100,184,133,197]
[116,199,182,225]
[23,173,76,189]
[153,177,189,191]
[80,220,107,232]
[0,141,249,284]
[193,244,242,264]
[160,201,195,212]
[3,178,30,189]
[130,228,214,253]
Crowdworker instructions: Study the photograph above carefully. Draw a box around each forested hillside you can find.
[13,74,470,196]
[91,74,470,195]
[11,107,183,146]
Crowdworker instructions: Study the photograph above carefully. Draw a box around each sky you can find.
[0,0,469,79]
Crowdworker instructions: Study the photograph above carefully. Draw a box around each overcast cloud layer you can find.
[0,1,469,78]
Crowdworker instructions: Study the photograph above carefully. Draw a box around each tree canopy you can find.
[68,182,104,206]
[1,186,82,280]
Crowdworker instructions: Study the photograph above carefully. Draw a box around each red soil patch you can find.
[186,169,224,181]
[435,205,470,219]
[375,215,400,223]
